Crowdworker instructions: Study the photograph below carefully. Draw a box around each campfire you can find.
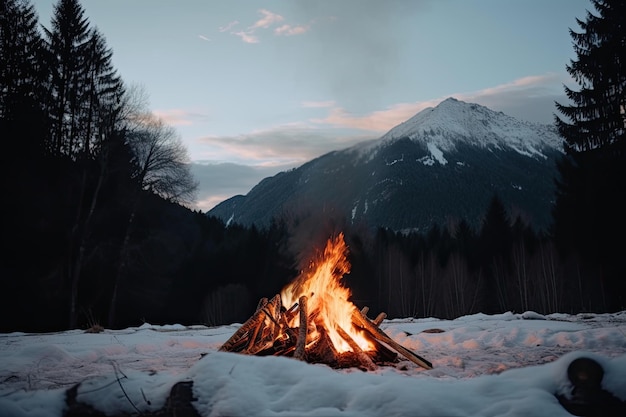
[219,233,432,371]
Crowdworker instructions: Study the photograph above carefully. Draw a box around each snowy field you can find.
[1,311,626,416]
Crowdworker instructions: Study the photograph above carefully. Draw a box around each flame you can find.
[281,233,374,353]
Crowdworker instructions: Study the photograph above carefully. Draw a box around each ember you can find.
[219,233,432,371]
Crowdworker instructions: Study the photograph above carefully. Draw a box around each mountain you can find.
[208,98,563,233]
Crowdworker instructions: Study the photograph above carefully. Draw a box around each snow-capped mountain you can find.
[208,98,563,232]
[359,97,561,164]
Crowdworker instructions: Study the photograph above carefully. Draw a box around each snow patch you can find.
[427,142,448,165]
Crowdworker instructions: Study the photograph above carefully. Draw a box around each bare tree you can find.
[129,113,197,205]
[108,107,198,326]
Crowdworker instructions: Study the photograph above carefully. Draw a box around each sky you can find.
[32,0,593,211]
[1,311,625,416]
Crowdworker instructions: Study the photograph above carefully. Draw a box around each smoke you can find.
[292,0,428,110]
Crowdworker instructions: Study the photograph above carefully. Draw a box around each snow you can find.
[376,97,563,160]
[426,142,447,165]
[1,311,626,416]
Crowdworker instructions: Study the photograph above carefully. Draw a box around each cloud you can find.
[311,73,569,131]
[301,100,336,108]
[219,20,239,32]
[453,72,568,124]
[275,24,310,36]
[311,102,435,132]
[285,1,428,109]
[197,35,211,42]
[196,124,373,166]
[250,9,284,29]
[152,109,211,127]
[226,9,310,43]
[232,31,259,44]
[188,72,570,212]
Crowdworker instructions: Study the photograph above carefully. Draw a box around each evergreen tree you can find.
[0,0,48,155]
[43,0,91,157]
[555,0,626,153]
[552,0,626,310]
[479,193,512,312]
[79,27,125,159]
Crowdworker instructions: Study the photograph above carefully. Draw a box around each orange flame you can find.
[281,233,374,353]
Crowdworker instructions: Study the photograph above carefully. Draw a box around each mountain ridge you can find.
[208,98,563,232]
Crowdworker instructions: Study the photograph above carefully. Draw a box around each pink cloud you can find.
[153,109,194,126]
[152,109,210,127]
[312,73,567,131]
[233,31,259,44]
[219,20,239,32]
[250,9,284,30]
[312,102,435,132]
[275,24,310,36]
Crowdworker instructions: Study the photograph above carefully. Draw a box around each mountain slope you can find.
[208,98,563,232]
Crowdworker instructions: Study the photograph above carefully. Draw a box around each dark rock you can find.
[556,357,626,417]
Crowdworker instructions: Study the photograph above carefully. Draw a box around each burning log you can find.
[335,325,377,371]
[218,233,432,372]
[219,293,431,371]
[352,309,433,370]
[293,295,308,360]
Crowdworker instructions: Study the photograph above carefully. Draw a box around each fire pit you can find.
[219,233,432,371]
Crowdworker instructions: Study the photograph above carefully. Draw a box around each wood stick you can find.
[294,295,308,360]
[361,306,369,316]
[360,329,398,363]
[352,309,433,370]
[336,325,377,371]
[244,317,265,354]
[219,306,267,352]
[279,313,298,343]
[373,312,387,326]
[268,294,282,340]
[256,297,268,312]
[255,294,281,344]
[283,301,300,324]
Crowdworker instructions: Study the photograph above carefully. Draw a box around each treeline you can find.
[340,195,614,320]
[0,0,297,332]
[1,0,624,332]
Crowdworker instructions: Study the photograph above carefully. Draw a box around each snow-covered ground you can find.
[1,311,625,416]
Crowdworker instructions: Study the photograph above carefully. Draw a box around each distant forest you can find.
[1,0,624,332]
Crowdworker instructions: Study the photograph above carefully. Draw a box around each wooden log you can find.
[256,297,268,312]
[306,325,338,365]
[335,325,377,371]
[244,318,264,354]
[248,294,285,355]
[360,329,398,363]
[283,301,300,324]
[294,295,308,360]
[279,314,298,343]
[219,299,270,352]
[373,312,387,326]
[361,306,369,316]
[268,294,283,340]
[352,309,433,370]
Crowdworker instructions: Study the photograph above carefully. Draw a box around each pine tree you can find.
[0,0,48,155]
[555,0,626,153]
[43,0,91,157]
[479,193,512,312]
[552,0,626,311]
[80,27,125,158]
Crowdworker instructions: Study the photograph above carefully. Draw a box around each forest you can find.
[1,0,624,333]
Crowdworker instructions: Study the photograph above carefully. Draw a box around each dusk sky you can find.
[34,0,591,211]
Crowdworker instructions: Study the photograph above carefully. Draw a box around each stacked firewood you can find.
[219,294,432,371]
